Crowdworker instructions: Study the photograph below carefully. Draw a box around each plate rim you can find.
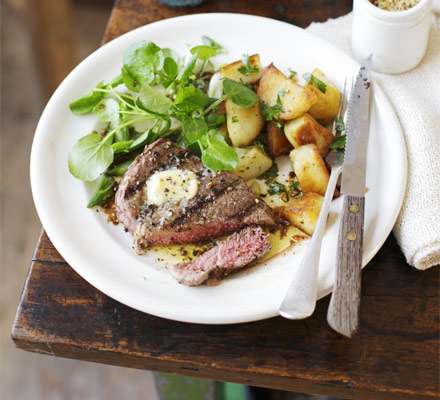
[30,13,407,324]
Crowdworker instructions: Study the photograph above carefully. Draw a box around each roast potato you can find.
[276,193,324,235]
[225,98,265,147]
[232,145,273,180]
[306,69,341,125]
[284,113,334,156]
[267,122,293,156]
[290,144,329,196]
[257,64,317,120]
[220,54,262,84]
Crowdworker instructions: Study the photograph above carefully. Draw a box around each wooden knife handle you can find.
[327,195,365,337]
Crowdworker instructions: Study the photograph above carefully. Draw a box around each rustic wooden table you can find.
[12,1,439,399]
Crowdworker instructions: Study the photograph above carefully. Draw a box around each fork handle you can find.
[279,165,342,319]
[327,195,365,337]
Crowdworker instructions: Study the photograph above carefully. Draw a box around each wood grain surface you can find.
[328,195,365,337]
[12,1,440,399]
[13,231,440,400]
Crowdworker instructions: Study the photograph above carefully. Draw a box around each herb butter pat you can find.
[146,169,199,206]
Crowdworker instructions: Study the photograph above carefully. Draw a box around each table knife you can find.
[327,56,372,338]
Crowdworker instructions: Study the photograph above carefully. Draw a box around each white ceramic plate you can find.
[30,13,407,324]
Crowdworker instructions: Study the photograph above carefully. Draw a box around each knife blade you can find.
[327,56,372,338]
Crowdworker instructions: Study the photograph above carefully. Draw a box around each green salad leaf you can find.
[201,130,238,171]
[123,41,163,88]
[138,83,173,114]
[190,45,218,60]
[183,118,208,143]
[87,175,116,208]
[70,81,105,115]
[68,134,114,181]
[222,78,259,108]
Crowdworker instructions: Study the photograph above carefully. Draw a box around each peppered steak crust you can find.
[173,226,271,286]
[115,138,276,253]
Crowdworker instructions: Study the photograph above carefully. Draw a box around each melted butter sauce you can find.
[149,225,308,265]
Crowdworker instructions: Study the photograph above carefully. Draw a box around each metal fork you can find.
[279,80,349,320]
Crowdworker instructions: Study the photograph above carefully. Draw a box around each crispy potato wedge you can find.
[290,144,330,196]
[267,122,293,156]
[284,113,334,156]
[232,146,273,180]
[219,54,262,84]
[257,64,317,120]
[306,68,341,125]
[276,193,324,235]
[225,98,265,147]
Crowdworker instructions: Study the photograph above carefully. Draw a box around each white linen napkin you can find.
[306,12,440,270]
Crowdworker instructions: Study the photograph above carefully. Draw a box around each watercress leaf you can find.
[112,140,134,154]
[68,134,114,181]
[183,118,207,143]
[93,98,120,123]
[205,113,226,128]
[123,41,161,86]
[69,81,105,115]
[162,48,180,63]
[130,129,157,149]
[201,131,238,171]
[153,49,165,71]
[87,175,116,208]
[201,35,223,52]
[163,57,178,78]
[179,52,198,84]
[121,65,141,92]
[107,74,123,88]
[174,85,208,112]
[190,45,218,61]
[114,126,130,142]
[222,78,259,108]
[138,83,173,114]
[107,158,135,176]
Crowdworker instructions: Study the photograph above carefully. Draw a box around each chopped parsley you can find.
[231,116,239,123]
[258,164,302,202]
[259,162,278,179]
[267,180,286,195]
[334,116,345,134]
[302,72,327,93]
[329,134,346,151]
[238,54,260,76]
[289,181,300,191]
[288,69,297,78]
[260,93,284,122]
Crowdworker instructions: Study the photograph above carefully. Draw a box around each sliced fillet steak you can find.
[115,138,276,253]
[173,226,271,286]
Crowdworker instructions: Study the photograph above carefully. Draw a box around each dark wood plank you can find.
[13,232,440,400]
[12,1,440,399]
[102,0,353,44]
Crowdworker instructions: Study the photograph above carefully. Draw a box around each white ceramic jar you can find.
[352,0,432,74]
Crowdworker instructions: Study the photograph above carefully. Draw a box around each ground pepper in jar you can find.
[369,0,420,11]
